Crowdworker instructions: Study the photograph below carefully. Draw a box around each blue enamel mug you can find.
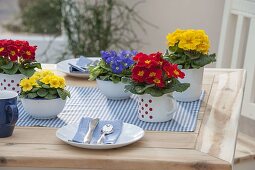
[0,90,19,138]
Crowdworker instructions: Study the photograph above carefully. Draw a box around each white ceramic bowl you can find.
[21,98,66,119]
[96,79,131,100]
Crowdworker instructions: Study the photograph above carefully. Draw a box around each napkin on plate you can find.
[69,56,93,73]
[72,117,123,144]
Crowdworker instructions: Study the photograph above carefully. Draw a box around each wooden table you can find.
[0,66,246,170]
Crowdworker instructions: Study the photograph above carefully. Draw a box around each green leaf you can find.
[64,89,71,98]
[27,92,38,99]
[57,89,67,100]
[192,53,216,68]
[1,62,13,69]
[31,87,40,92]
[134,86,145,93]
[2,63,19,75]
[121,77,130,84]
[89,65,105,80]
[19,66,35,77]
[42,84,50,89]
[24,62,42,69]
[49,89,57,95]
[37,80,43,86]
[37,88,48,97]
[171,79,190,92]
[99,75,110,81]
[110,75,121,83]
[184,51,201,60]
[44,94,58,100]
[144,87,163,97]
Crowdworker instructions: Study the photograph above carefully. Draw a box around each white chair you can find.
[217,0,255,121]
[217,1,255,169]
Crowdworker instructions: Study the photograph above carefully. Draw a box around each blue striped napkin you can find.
[72,117,123,144]
[16,86,204,132]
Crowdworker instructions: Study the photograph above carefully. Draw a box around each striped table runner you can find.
[16,86,204,132]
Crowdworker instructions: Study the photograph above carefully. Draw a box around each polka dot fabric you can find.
[0,73,25,94]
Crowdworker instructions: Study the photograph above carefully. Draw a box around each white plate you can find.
[56,57,99,78]
[56,123,144,149]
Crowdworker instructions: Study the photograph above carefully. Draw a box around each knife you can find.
[83,118,99,144]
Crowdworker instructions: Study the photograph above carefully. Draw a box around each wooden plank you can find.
[196,70,246,163]
[235,132,255,164]
[0,143,230,170]
[0,127,197,149]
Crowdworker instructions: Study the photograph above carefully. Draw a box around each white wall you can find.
[129,0,225,55]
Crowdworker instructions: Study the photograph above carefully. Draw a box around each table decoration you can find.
[89,50,137,100]
[124,52,190,122]
[0,39,41,93]
[165,29,216,101]
[16,86,204,132]
[19,70,70,119]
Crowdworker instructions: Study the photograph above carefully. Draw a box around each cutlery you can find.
[96,124,114,144]
[83,118,99,144]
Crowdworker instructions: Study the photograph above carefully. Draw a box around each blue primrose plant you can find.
[89,50,137,83]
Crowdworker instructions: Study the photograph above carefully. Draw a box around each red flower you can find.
[20,45,37,60]
[133,52,147,61]
[152,77,165,88]
[163,62,185,79]
[7,45,18,61]
[148,52,163,65]
[131,66,148,83]
[0,40,8,56]
[131,52,185,90]
[171,64,185,79]
[135,53,159,68]
[145,68,163,84]
[14,40,29,47]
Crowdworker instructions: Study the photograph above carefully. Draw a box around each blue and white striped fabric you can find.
[16,86,204,132]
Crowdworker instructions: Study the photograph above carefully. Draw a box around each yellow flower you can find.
[41,70,54,77]
[32,72,43,79]
[28,77,38,86]
[58,77,66,89]
[166,29,210,54]
[49,78,61,88]
[40,75,51,85]
[31,70,66,89]
[166,29,185,47]
[20,79,33,92]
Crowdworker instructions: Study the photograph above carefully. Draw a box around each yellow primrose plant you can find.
[19,70,70,100]
[164,29,216,69]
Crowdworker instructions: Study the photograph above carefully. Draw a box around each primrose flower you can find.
[100,50,137,74]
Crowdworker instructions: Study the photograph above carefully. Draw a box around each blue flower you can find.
[123,57,134,68]
[100,50,137,74]
[111,62,124,74]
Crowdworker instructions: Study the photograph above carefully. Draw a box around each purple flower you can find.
[100,50,138,74]
[123,58,134,68]
[111,62,124,74]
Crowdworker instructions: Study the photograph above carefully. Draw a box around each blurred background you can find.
[0,0,224,65]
